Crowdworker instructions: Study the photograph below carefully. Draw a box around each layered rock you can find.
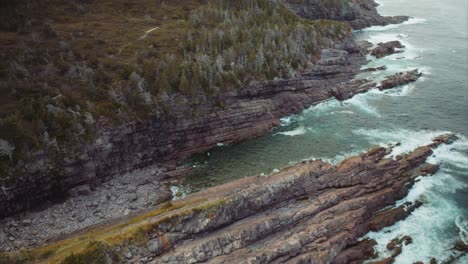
[379,70,423,90]
[371,41,405,58]
[3,137,449,263]
[0,0,413,219]
[283,0,409,30]
[0,39,375,218]
[143,144,437,264]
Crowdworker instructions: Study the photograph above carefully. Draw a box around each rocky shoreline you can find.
[0,38,374,217]
[0,0,413,219]
[0,135,456,263]
[0,67,426,257]
[284,0,409,30]
[3,1,448,263]
[0,0,432,256]
[0,38,372,251]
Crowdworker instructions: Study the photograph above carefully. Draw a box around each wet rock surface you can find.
[362,65,387,72]
[371,41,405,58]
[380,70,423,91]
[332,238,378,264]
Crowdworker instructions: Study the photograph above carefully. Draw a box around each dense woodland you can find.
[0,0,350,176]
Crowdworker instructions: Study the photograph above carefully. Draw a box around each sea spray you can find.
[275,126,307,137]
[357,129,468,263]
[455,216,468,245]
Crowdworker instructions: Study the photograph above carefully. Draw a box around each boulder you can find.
[380,70,422,90]
[371,41,405,58]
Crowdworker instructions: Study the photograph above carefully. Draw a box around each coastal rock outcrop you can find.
[284,0,409,30]
[0,0,415,224]
[2,137,448,263]
[0,39,374,218]
[371,41,405,58]
[379,70,423,90]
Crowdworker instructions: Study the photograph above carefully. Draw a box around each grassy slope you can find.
[0,196,226,263]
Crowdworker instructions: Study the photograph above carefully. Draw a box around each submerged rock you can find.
[362,65,388,72]
[452,240,468,253]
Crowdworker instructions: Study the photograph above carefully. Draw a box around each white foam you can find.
[357,129,468,263]
[170,185,190,200]
[364,192,463,263]
[362,17,426,32]
[345,94,381,117]
[397,170,466,207]
[363,168,466,263]
[275,126,307,137]
[455,216,468,245]
[279,115,296,126]
[331,110,356,115]
[353,128,449,157]
[323,149,365,165]
[403,17,427,25]
[427,138,468,169]
[374,84,416,97]
[303,99,342,115]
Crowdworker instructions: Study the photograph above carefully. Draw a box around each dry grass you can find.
[0,197,208,263]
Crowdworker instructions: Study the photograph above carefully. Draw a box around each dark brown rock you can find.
[362,65,388,72]
[420,164,439,176]
[432,134,458,145]
[452,240,468,252]
[403,235,413,245]
[332,239,378,264]
[391,246,402,258]
[371,41,405,58]
[380,70,423,91]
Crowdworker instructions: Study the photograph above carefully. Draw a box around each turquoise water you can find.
[177,0,468,262]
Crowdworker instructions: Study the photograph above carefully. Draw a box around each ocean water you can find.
[178,0,468,262]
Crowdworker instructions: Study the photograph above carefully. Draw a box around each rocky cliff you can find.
[0,0,410,218]
[283,0,409,29]
[0,136,452,263]
[0,39,374,218]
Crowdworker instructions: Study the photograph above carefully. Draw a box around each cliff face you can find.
[0,39,373,217]
[2,137,449,263]
[283,0,409,29]
[0,0,410,218]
